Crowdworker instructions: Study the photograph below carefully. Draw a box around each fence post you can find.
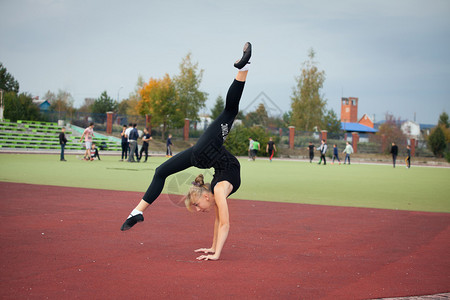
[184,118,190,141]
[321,130,328,142]
[106,112,113,134]
[145,114,152,134]
[289,126,295,149]
[410,138,416,157]
[352,132,359,153]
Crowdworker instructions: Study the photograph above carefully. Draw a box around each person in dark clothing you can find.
[332,144,341,165]
[266,137,277,162]
[59,127,67,161]
[166,134,173,157]
[138,128,152,162]
[120,125,128,161]
[128,124,139,162]
[121,42,252,262]
[405,145,411,168]
[90,143,101,160]
[307,142,315,163]
[390,142,398,168]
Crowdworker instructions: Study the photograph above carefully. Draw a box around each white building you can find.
[401,121,421,139]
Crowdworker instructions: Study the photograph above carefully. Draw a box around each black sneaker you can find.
[120,214,144,231]
[234,42,252,69]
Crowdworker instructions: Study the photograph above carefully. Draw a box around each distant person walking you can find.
[248,137,254,161]
[59,127,67,161]
[317,139,328,165]
[139,128,152,162]
[266,137,277,162]
[166,134,173,157]
[390,142,398,168]
[128,124,139,162]
[343,141,354,164]
[405,145,411,168]
[307,142,315,163]
[251,139,260,161]
[120,125,128,161]
[80,122,95,160]
[332,144,341,165]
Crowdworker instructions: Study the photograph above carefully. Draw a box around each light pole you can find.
[117,86,123,102]
[0,89,4,121]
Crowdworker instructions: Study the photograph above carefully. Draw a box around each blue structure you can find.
[341,122,378,133]
[32,100,51,111]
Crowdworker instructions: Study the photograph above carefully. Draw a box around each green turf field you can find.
[0,153,449,213]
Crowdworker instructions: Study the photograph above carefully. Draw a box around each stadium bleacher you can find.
[0,120,121,151]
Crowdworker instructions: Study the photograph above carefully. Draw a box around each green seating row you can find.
[17,120,58,126]
[0,120,122,151]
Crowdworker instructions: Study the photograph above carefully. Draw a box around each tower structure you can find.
[340,97,358,123]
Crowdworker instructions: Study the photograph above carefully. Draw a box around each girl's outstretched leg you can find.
[121,148,194,231]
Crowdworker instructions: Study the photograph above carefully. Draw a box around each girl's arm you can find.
[196,181,232,261]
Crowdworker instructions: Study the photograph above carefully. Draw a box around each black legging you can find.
[142,79,245,204]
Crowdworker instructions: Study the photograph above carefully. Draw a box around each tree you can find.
[211,95,225,120]
[44,90,75,118]
[290,49,327,131]
[373,113,407,153]
[323,109,341,133]
[224,125,280,157]
[173,53,208,121]
[438,112,449,128]
[4,92,40,121]
[91,91,118,114]
[125,75,145,116]
[427,126,446,157]
[282,111,292,127]
[78,98,95,113]
[244,103,269,127]
[0,62,19,93]
[138,74,183,139]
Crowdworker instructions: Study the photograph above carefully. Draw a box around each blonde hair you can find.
[185,174,211,211]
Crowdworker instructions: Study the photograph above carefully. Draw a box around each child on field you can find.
[332,144,341,165]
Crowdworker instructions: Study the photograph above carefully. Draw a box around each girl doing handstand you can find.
[121,42,252,261]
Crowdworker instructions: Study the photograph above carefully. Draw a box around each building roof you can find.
[341,122,378,133]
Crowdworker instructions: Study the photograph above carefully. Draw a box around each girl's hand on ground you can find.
[196,254,219,261]
[194,248,215,254]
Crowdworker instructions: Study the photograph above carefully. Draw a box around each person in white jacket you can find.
[317,139,328,165]
[342,141,354,164]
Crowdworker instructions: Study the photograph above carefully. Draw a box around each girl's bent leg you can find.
[120,148,194,231]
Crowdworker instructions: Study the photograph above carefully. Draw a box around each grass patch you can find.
[0,153,449,212]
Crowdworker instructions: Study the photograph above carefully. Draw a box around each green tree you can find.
[244,103,269,127]
[283,111,292,127]
[4,92,40,121]
[224,125,279,157]
[138,74,183,139]
[427,126,447,157]
[323,109,341,133]
[290,49,327,131]
[438,112,449,128]
[0,62,19,93]
[211,95,225,120]
[173,53,208,121]
[91,91,118,114]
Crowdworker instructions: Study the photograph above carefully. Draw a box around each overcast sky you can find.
[1,0,449,124]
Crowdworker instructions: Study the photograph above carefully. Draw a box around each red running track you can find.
[0,182,449,299]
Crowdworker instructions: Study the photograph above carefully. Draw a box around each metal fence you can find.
[40,111,434,157]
